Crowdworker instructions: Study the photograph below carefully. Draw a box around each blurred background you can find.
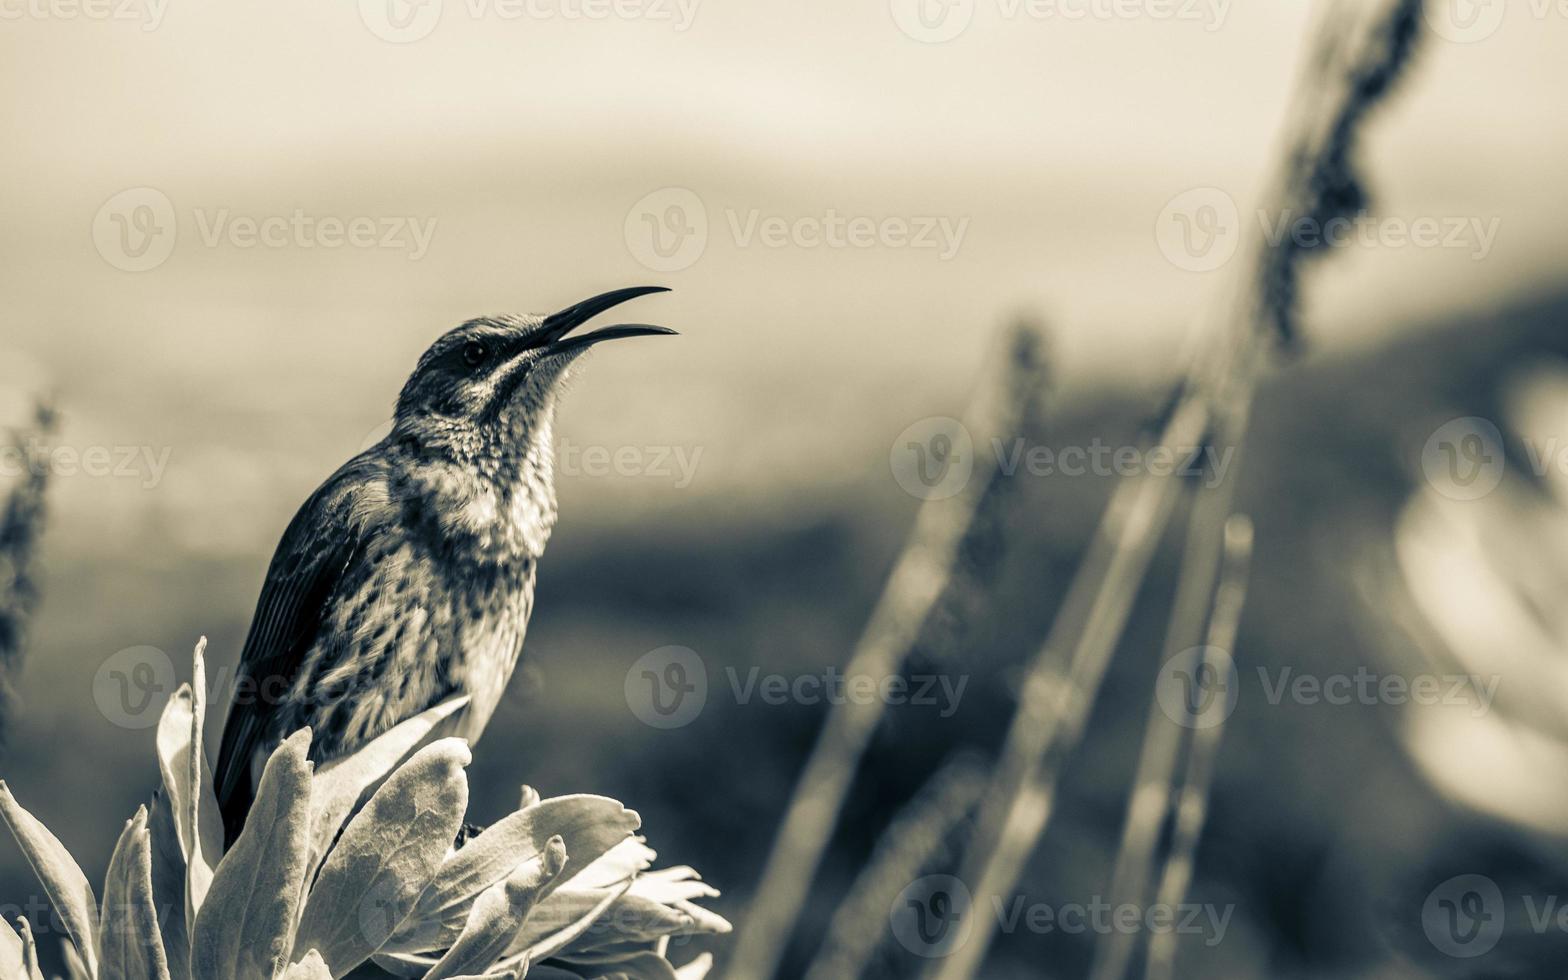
[3,0,1568,976]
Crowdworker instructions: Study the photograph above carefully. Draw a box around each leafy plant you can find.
[0,641,726,980]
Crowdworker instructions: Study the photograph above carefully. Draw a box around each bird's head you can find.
[391,286,674,471]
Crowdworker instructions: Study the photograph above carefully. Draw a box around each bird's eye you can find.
[462,341,489,367]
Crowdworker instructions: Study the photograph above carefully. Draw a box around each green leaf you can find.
[0,780,100,973]
[423,836,567,980]
[190,729,314,980]
[307,697,470,876]
[99,806,172,980]
[292,738,470,978]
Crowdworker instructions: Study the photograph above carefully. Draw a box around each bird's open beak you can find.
[536,285,677,356]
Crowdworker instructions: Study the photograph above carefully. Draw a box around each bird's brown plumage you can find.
[213,288,674,846]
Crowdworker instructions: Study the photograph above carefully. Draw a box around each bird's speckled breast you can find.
[282,528,537,764]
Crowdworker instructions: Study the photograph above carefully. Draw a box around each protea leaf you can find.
[147,790,193,980]
[99,805,172,980]
[553,950,680,980]
[157,638,225,935]
[280,949,333,979]
[16,917,43,980]
[401,795,639,945]
[422,835,567,980]
[190,729,314,980]
[0,780,101,974]
[307,696,471,876]
[0,915,24,978]
[293,738,470,977]
[504,880,631,966]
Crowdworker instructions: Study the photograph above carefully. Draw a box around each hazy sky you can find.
[2,0,1566,553]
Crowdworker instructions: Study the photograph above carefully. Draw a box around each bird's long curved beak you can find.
[536,285,677,355]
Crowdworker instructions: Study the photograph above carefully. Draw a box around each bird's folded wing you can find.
[212,459,380,843]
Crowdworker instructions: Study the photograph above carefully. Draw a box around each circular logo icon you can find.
[890,417,974,501]
[889,0,976,43]
[358,418,394,453]
[1422,417,1505,501]
[92,187,177,273]
[1156,645,1237,730]
[625,646,707,729]
[1422,874,1503,958]
[358,0,443,42]
[624,188,708,273]
[92,646,176,729]
[1423,0,1505,43]
[1155,187,1241,273]
[891,875,973,957]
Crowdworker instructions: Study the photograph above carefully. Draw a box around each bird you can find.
[212,286,675,846]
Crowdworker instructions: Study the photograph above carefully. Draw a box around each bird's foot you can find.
[454,821,486,849]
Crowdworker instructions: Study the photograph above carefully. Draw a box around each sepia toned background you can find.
[4,0,1568,976]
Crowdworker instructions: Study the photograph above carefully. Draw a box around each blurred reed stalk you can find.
[1088,516,1253,980]
[1144,518,1252,980]
[727,320,1051,980]
[801,754,987,980]
[0,400,54,745]
[930,1,1425,976]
